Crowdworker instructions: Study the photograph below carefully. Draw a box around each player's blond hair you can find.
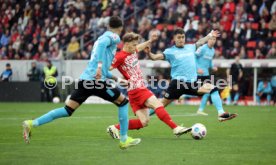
[122,32,140,43]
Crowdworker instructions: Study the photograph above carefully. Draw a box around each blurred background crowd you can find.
[0,0,275,61]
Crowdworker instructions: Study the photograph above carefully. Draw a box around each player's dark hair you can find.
[122,32,140,43]
[174,28,185,36]
[109,16,123,28]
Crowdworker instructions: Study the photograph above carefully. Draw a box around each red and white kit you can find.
[112,50,154,112]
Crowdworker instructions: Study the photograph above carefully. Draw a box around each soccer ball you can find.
[52,97,60,103]
[191,123,207,140]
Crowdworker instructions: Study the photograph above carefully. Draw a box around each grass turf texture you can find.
[0,103,275,165]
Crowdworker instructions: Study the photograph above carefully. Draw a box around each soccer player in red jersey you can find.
[107,32,192,139]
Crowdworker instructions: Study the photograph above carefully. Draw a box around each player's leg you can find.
[31,100,78,127]
[22,81,89,143]
[197,93,210,116]
[197,76,210,115]
[113,94,141,149]
[96,84,140,149]
[233,84,240,105]
[226,94,232,105]
[145,95,192,137]
[107,88,150,139]
[111,109,148,132]
[198,83,237,122]
[256,93,261,105]
[149,80,181,116]
[266,93,271,105]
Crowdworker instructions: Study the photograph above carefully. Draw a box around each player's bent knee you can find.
[116,98,129,107]
[210,87,219,94]
[64,105,75,116]
[202,83,215,90]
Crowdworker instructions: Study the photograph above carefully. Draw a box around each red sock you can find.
[115,119,143,130]
[155,106,177,129]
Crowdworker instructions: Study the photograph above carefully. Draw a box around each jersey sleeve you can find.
[94,36,111,62]
[163,49,171,62]
[257,81,263,93]
[111,52,125,68]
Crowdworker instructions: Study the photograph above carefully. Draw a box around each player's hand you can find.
[209,30,220,38]
[212,67,218,72]
[144,46,151,54]
[94,62,102,79]
[149,30,159,42]
[197,69,204,75]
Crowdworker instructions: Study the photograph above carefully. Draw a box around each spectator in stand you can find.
[186,24,197,43]
[0,30,10,47]
[66,36,79,59]
[46,22,59,39]
[222,0,236,15]
[230,41,241,58]
[269,14,276,31]
[258,40,269,57]
[267,46,276,59]
[0,0,275,60]
[255,49,265,59]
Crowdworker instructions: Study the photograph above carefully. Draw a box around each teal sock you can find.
[33,107,69,127]
[149,109,155,116]
[256,95,261,105]
[199,93,210,111]
[226,95,232,105]
[118,103,129,142]
[233,93,240,103]
[267,94,271,103]
[210,90,225,115]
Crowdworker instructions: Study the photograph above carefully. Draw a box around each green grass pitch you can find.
[0,103,275,165]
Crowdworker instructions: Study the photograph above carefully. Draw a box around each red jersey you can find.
[111,50,146,91]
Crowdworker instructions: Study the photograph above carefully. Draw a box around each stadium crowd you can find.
[0,0,276,61]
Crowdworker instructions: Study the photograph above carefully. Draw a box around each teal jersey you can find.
[195,44,215,76]
[79,31,120,80]
[163,44,197,82]
[271,75,276,87]
[257,81,273,93]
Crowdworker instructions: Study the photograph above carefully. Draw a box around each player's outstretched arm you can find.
[107,68,128,86]
[195,30,220,49]
[144,46,164,61]
[148,52,165,61]
[136,32,158,52]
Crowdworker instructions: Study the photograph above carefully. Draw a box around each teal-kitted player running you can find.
[195,37,218,116]
[148,28,237,122]
[22,16,141,149]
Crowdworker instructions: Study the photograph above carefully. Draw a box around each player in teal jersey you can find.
[195,37,218,116]
[22,16,141,149]
[147,28,237,122]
